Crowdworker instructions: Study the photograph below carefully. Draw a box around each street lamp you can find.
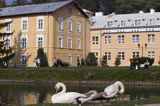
[138,43,147,57]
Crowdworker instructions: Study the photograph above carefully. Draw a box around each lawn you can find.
[0,66,160,82]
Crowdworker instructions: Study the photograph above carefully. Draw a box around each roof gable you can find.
[0,0,87,18]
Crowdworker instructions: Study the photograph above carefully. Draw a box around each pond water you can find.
[0,83,160,106]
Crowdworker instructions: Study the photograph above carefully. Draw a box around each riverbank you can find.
[0,66,160,83]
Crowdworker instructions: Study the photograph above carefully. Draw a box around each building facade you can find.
[0,0,90,67]
[91,9,160,66]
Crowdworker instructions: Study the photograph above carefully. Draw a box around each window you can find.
[148,34,155,43]
[5,19,12,32]
[94,52,98,60]
[77,22,81,33]
[149,19,155,25]
[77,38,81,49]
[118,35,125,44]
[4,35,10,49]
[118,52,125,60]
[37,16,44,31]
[132,52,139,58]
[36,35,44,47]
[135,19,141,26]
[68,19,72,32]
[132,35,139,43]
[104,52,111,60]
[68,7,72,15]
[92,36,98,44]
[58,16,63,31]
[148,51,155,58]
[68,37,72,49]
[120,20,126,27]
[58,36,63,48]
[68,55,72,65]
[107,21,113,27]
[20,36,27,48]
[20,55,27,64]
[21,17,28,32]
[105,35,111,44]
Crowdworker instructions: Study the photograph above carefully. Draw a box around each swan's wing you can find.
[104,84,119,98]
[52,92,86,104]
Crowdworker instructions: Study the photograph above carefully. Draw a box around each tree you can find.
[0,22,15,67]
[114,55,121,66]
[12,0,29,5]
[101,55,108,67]
[0,0,5,8]
[85,52,97,66]
[36,48,48,67]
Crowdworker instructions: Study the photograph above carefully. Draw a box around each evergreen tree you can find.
[0,22,15,67]
[36,48,48,67]
[85,52,97,66]
[114,55,121,66]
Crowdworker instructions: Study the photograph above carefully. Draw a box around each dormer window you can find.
[120,20,126,27]
[107,21,113,27]
[135,19,141,26]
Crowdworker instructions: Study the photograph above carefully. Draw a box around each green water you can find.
[0,84,160,106]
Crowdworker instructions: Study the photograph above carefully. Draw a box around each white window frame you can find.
[5,19,12,33]
[132,52,139,58]
[118,52,125,60]
[58,16,63,31]
[68,37,72,49]
[92,36,98,45]
[4,35,11,49]
[68,19,72,32]
[148,51,155,58]
[77,21,81,33]
[58,35,63,48]
[105,35,111,44]
[118,35,125,44]
[148,34,155,43]
[36,16,44,31]
[77,37,81,49]
[68,55,72,65]
[36,34,44,47]
[104,52,111,60]
[21,17,28,32]
[20,35,27,48]
[20,54,27,65]
[132,35,139,44]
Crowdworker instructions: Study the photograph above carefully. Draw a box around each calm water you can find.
[0,84,160,106]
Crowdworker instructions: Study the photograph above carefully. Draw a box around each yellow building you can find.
[91,10,160,66]
[0,0,90,67]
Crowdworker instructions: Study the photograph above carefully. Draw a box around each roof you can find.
[91,10,160,29]
[0,0,88,18]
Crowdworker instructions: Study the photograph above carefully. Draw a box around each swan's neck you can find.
[58,84,66,94]
[115,81,125,94]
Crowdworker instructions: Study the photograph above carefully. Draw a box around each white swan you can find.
[103,81,125,98]
[88,81,125,101]
[51,82,86,104]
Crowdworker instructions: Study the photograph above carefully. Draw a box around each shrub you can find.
[37,48,49,67]
[101,55,108,67]
[85,52,97,66]
[114,56,121,66]
[130,57,154,65]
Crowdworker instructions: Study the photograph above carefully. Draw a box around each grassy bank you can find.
[0,66,160,82]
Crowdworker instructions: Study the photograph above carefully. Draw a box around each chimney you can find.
[150,9,155,14]
[95,12,103,16]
